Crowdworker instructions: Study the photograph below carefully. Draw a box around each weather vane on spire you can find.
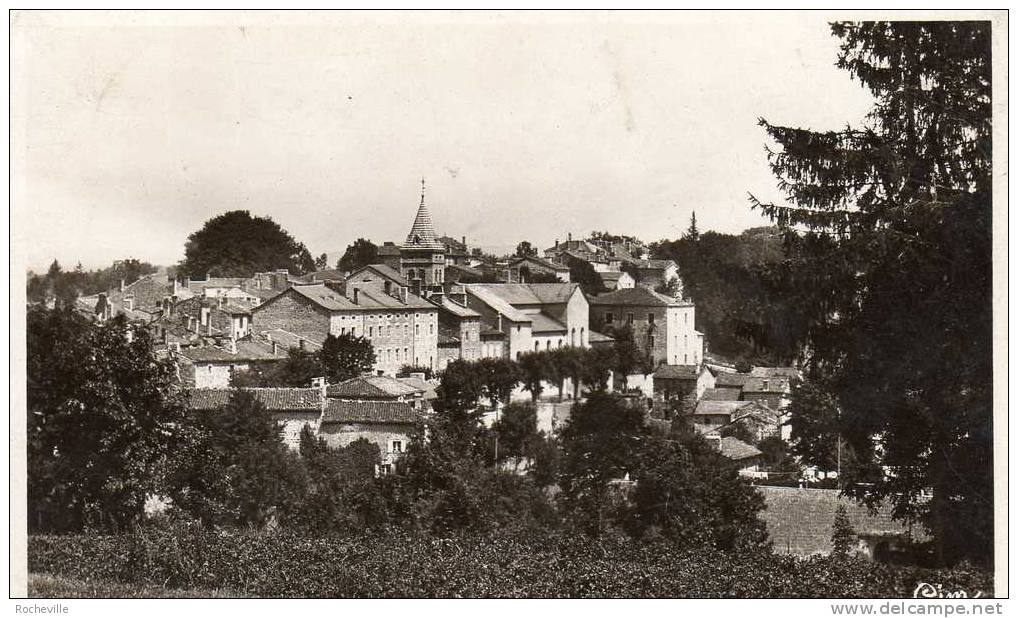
[420,177,426,206]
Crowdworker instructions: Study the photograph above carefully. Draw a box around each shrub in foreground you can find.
[28,524,993,598]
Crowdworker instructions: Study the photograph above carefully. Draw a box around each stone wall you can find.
[253,291,330,339]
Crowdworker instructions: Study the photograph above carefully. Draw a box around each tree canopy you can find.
[179,210,315,278]
[27,306,184,532]
[337,238,379,273]
[751,21,992,565]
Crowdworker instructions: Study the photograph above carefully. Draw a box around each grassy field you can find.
[28,573,247,598]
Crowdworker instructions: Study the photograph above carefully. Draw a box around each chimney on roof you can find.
[352,288,359,304]
[271,340,278,355]
[555,239,559,249]
[298,338,305,350]
[120,279,125,292]
[461,235,466,248]
[568,232,572,242]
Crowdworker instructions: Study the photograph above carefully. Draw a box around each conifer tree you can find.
[751,22,992,564]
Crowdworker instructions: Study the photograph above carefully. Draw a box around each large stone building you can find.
[251,282,439,375]
[462,283,589,360]
[588,286,703,368]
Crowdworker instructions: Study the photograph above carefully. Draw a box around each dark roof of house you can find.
[714,372,753,387]
[256,329,325,351]
[694,400,753,417]
[438,332,460,346]
[480,326,505,339]
[107,274,175,313]
[439,296,481,318]
[750,366,800,379]
[308,269,347,282]
[590,286,686,307]
[742,377,790,393]
[701,387,743,401]
[348,263,407,286]
[597,271,629,283]
[719,436,762,461]
[178,340,287,363]
[633,259,677,271]
[653,364,701,380]
[466,283,580,306]
[530,313,568,334]
[185,387,322,412]
[445,263,485,279]
[325,375,423,399]
[509,255,570,272]
[398,376,437,400]
[321,400,419,424]
[758,486,923,556]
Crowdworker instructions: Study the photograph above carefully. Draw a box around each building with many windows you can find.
[588,286,702,368]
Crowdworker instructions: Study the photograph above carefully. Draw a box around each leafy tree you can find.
[165,390,305,527]
[337,238,378,273]
[718,422,757,446]
[565,255,605,297]
[831,505,857,557]
[397,364,434,380]
[492,402,538,466]
[750,22,992,565]
[558,393,648,535]
[517,352,549,402]
[581,346,616,393]
[179,210,315,278]
[319,332,376,383]
[475,357,520,408]
[315,253,329,270]
[515,241,538,257]
[757,436,798,473]
[231,347,324,388]
[626,423,769,550]
[27,307,184,532]
[605,324,645,389]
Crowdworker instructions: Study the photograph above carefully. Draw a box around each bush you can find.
[28,526,993,598]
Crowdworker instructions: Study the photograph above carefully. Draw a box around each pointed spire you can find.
[402,177,443,249]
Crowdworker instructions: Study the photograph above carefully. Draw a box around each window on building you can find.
[534,342,540,352]
[369,326,374,337]
[649,336,655,349]
[627,313,634,325]
[404,347,408,359]
[605,312,614,324]
[415,324,420,335]
[380,464,393,476]
[685,312,688,324]
[430,324,434,335]
[391,440,403,453]
[395,348,400,361]
[684,354,688,364]
[648,313,655,325]
[558,339,563,348]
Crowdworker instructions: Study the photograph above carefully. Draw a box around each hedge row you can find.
[29,525,993,598]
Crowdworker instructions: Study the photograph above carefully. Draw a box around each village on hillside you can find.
[17,14,996,602]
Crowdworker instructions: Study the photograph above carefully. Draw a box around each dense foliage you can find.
[27,306,185,532]
[231,333,375,387]
[29,527,993,598]
[751,22,993,565]
[27,259,158,307]
[651,226,791,363]
[179,210,315,278]
[337,238,378,273]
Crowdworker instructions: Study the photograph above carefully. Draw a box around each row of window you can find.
[337,323,436,338]
[604,311,689,326]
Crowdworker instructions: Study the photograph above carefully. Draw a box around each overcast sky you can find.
[13,11,875,271]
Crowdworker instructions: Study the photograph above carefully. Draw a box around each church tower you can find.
[400,179,446,298]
